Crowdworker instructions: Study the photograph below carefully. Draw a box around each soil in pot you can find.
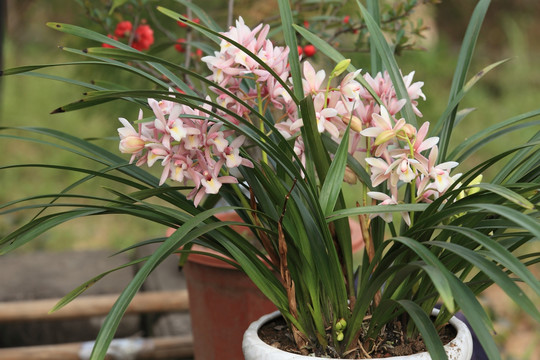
[258,315,457,358]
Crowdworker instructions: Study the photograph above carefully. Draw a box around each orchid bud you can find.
[402,124,417,139]
[374,129,395,146]
[344,166,358,184]
[342,114,363,133]
[336,331,344,342]
[331,59,351,78]
[119,136,145,154]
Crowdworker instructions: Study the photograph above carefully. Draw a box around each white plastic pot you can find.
[243,309,473,360]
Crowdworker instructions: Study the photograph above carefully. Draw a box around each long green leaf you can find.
[50,257,148,313]
[440,224,540,297]
[292,24,381,103]
[366,0,382,75]
[157,7,297,103]
[90,207,237,359]
[329,203,429,221]
[172,0,223,32]
[47,22,195,95]
[446,273,500,360]
[397,300,447,360]
[437,0,491,161]
[392,237,455,313]
[319,127,350,215]
[356,1,416,126]
[470,183,534,209]
[447,109,540,161]
[277,0,303,101]
[431,240,540,323]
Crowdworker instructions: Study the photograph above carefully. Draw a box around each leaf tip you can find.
[51,107,65,114]
[46,22,62,29]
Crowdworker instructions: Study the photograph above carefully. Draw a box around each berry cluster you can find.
[103,20,154,51]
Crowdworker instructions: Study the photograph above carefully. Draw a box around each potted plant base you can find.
[243,309,473,360]
[181,214,365,360]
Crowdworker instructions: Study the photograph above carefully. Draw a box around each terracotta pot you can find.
[184,249,276,360]
[181,212,275,360]
[242,309,473,360]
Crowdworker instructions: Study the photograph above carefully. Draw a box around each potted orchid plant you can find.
[1,0,539,359]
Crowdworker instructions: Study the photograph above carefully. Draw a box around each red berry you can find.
[303,44,316,57]
[303,20,309,28]
[297,45,303,56]
[114,20,132,38]
[175,38,186,53]
[343,15,350,24]
[132,24,154,51]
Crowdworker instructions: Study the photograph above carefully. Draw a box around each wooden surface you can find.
[0,290,189,322]
[0,335,194,360]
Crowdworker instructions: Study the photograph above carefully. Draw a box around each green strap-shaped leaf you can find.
[396,300,447,360]
[46,22,195,95]
[172,0,223,32]
[90,207,238,359]
[277,0,303,101]
[299,96,331,183]
[440,222,540,297]
[431,58,512,137]
[469,183,534,209]
[292,24,381,103]
[356,0,416,127]
[431,240,540,323]
[392,237,455,313]
[51,257,148,313]
[437,0,491,162]
[319,127,350,215]
[366,0,382,75]
[329,203,429,221]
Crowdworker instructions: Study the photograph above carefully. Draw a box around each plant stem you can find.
[256,80,269,164]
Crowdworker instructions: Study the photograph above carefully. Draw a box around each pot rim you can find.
[242,309,473,360]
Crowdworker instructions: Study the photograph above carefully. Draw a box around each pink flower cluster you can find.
[202,17,294,125]
[362,107,461,225]
[117,95,253,206]
[117,16,460,213]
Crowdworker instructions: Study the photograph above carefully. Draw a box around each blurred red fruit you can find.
[114,20,132,38]
[303,44,316,57]
[175,38,186,53]
[132,24,154,51]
